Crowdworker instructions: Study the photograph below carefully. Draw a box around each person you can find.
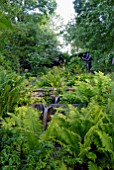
[82,52,92,72]
[112,57,114,65]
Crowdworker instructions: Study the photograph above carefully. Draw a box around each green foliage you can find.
[59,91,82,104]
[88,162,100,170]
[1,70,114,169]
[1,20,61,74]
[9,106,42,150]
[0,64,114,170]
[0,0,57,20]
[66,0,114,71]
[41,98,114,169]
[0,10,12,30]
[60,72,112,105]
[0,0,60,75]
[0,106,68,170]
[35,66,66,88]
[0,70,30,117]
[0,128,22,170]
[0,16,12,30]
[38,71,114,169]
[0,106,42,169]
[0,53,12,71]
[65,56,86,75]
[73,0,86,15]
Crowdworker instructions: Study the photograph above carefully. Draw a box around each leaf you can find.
[58,163,67,170]
[79,145,90,158]
[87,152,97,162]
[88,161,98,170]
[0,17,12,30]
[96,130,113,153]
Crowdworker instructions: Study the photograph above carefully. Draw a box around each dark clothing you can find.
[85,60,91,71]
[82,52,92,72]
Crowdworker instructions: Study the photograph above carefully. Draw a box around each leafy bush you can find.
[0,70,30,117]
[66,56,85,75]
[35,66,66,88]
[1,106,71,170]
[41,99,114,169]
[0,128,22,170]
[60,72,112,105]
[1,106,42,169]
[1,70,114,170]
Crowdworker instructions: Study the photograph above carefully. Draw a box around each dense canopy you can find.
[65,0,114,70]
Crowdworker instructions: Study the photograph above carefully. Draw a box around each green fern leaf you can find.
[55,126,81,154]
[84,125,97,147]
[88,161,98,170]
[41,113,60,141]
[9,106,42,150]
[87,152,97,162]
[41,112,81,155]
[58,163,67,170]
[96,130,113,153]
[79,143,90,158]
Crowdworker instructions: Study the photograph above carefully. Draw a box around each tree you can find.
[0,0,57,21]
[65,0,114,71]
[0,0,62,74]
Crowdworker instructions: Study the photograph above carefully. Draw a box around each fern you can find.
[7,106,42,151]
[38,72,114,169]
[95,130,113,153]
[41,111,81,156]
[55,126,81,155]
[79,144,90,158]
[0,71,28,117]
[58,163,67,170]
[41,113,60,141]
[87,152,97,162]
[88,162,99,170]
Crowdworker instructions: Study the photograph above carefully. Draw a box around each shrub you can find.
[41,99,114,169]
[0,70,30,117]
[35,66,66,88]
[0,106,66,170]
[60,72,112,105]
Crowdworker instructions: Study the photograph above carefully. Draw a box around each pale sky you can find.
[56,0,75,24]
[54,0,75,53]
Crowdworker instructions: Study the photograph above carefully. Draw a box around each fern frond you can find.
[41,113,60,141]
[9,106,42,150]
[84,125,97,147]
[87,152,97,162]
[95,130,113,153]
[88,161,99,170]
[79,144,90,158]
[58,163,67,170]
[55,126,81,154]
[41,112,81,155]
